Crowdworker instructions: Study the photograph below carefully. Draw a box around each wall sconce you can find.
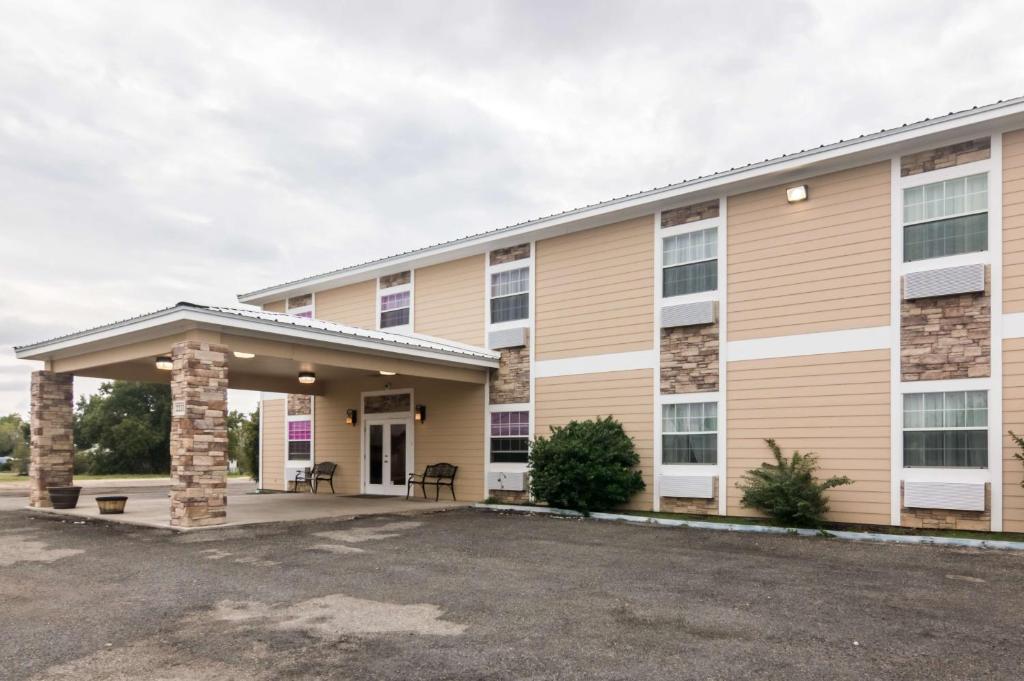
[155,356,173,371]
[298,371,316,385]
[414,404,427,423]
[346,409,358,426]
[786,185,808,203]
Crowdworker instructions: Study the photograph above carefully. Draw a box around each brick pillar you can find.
[170,341,229,528]
[28,371,75,508]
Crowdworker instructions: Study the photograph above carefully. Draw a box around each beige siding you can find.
[260,398,285,491]
[415,255,486,346]
[1003,129,1024,313]
[316,280,377,328]
[1003,339,1024,532]
[535,370,654,509]
[312,387,363,495]
[263,300,286,313]
[726,349,891,525]
[536,215,654,360]
[727,162,891,340]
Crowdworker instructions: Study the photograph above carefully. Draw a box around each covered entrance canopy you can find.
[14,302,498,527]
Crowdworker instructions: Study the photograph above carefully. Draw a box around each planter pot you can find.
[47,486,82,509]
[96,496,127,515]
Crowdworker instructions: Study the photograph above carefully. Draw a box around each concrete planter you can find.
[47,486,82,509]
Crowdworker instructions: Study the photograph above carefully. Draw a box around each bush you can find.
[737,438,852,528]
[528,416,645,514]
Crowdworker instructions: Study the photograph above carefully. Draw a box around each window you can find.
[903,391,987,467]
[490,411,529,463]
[903,173,987,262]
[663,227,717,297]
[490,267,529,323]
[287,294,313,318]
[380,291,410,328]
[288,419,312,461]
[662,402,717,464]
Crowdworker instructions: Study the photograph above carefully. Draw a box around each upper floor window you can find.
[663,227,717,297]
[380,290,411,329]
[903,173,987,263]
[490,267,529,323]
[287,418,312,461]
[662,401,717,465]
[903,390,987,468]
[490,410,529,463]
[287,294,313,318]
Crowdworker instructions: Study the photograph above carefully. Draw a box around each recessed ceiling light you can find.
[155,356,173,371]
[233,351,255,359]
[298,371,316,384]
[379,370,397,376]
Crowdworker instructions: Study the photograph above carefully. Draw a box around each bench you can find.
[407,463,458,501]
[293,462,338,494]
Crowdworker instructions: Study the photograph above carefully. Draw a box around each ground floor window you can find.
[490,410,529,463]
[903,390,987,467]
[288,418,312,461]
[662,401,717,464]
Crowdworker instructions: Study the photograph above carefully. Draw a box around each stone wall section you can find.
[489,243,531,266]
[901,275,990,381]
[489,489,530,504]
[490,344,530,404]
[379,271,411,289]
[660,322,719,394]
[661,199,720,228]
[28,371,74,508]
[170,341,230,528]
[900,137,991,177]
[900,483,991,531]
[365,393,411,414]
[287,394,312,416]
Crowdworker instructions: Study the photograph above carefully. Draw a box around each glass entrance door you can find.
[364,419,412,495]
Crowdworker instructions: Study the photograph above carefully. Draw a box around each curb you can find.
[473,503,1024,551]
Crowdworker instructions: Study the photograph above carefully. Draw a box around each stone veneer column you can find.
[28,371,74,508]
[170,341,230,528]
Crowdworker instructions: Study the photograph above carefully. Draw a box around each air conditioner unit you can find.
[659,475,714,499]
[488,471,528,491]
[904,480,985,512]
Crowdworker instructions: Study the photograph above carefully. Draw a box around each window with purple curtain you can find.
[490,411,529,463]
[288,419,312,460]
[380,290,410,328]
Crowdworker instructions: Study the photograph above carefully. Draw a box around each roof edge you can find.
[237,94,1024,305]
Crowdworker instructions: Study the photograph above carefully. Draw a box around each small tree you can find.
[529,416,645,514]
[1009,431,1024,488]
[737,438,852,527]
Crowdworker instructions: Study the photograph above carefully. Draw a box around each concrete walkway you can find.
[21,482,468,530]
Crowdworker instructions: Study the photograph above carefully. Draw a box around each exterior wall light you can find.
[346,409,358,426]
[155,356,173,371]
[786,185,808,203]
[414,404,427,423]
[233,351,255,359]
[379,370,397,376]
[298,371,316,385]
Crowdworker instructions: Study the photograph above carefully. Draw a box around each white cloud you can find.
[1,0,1023,415]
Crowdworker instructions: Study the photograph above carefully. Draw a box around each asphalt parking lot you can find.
[1,507,1022,680]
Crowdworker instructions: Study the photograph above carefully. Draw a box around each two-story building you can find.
[16,96,1024,530]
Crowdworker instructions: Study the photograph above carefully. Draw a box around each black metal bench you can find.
[293,462,337,494]
[407,463,458,501]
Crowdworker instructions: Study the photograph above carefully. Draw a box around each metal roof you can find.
[238,94,1024,303]
[14,302,500,365]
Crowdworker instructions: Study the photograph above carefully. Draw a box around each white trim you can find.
[360,388,415,496]
[659,218,721,239]
[899,158,993,188]
[899,377,991,393]
[989,131,1004,531]
[901,251,990,275]
[239,97,1024,305]
[1003,312,1024,339]
[489,401,531,412]
[660,464,719,477]
[257,397,264,490]
[535,350,655,378]
[652,212,662,512]
[482,361,491,499]
[660,289,719,307]
[890,155,903,525]
[902,467,991,483]
[717,195,728,515]
[727,326,890,362]
[659,391,722,405]
[488,257,533,275]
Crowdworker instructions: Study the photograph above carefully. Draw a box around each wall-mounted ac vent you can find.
[488,471,528,492]
[660,300,716,329]
[903,263,985,300]
[659,474,714,499]
[488,326,528,350]
[904,480,985,511]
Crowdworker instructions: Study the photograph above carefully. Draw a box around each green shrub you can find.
[528,416,645,514]
[737,438,852,528]
[1010,431,1024,488]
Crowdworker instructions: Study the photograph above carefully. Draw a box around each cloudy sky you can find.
[1,0,1023,416]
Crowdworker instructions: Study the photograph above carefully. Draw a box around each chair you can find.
[293,462,338,494]
[407,463,458,501]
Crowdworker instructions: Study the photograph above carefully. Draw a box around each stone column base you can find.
[29,371,74,508]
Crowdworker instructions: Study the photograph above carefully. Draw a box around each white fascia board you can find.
[15,307,500,370]
[727,326,890,362]
[237,99,1024,306]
